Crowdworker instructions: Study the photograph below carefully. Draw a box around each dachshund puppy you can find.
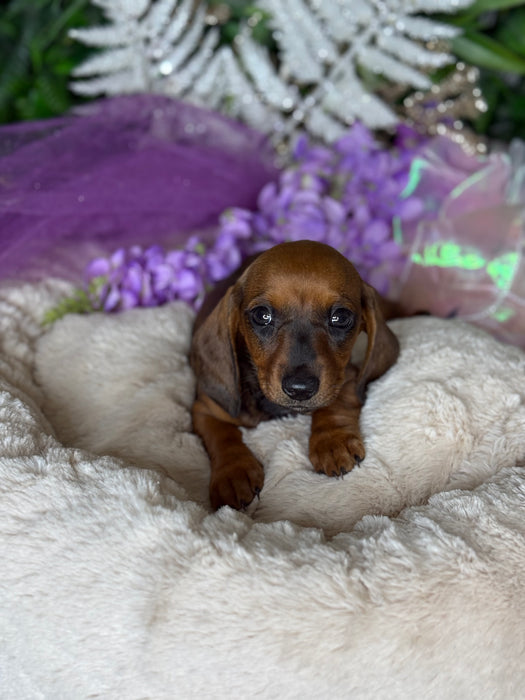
[190,240,399,510]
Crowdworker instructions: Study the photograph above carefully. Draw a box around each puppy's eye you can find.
[251,306,273,327]
[329,308,355,330]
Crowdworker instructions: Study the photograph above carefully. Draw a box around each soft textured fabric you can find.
[1,279,525,699]
[0,95,277,283]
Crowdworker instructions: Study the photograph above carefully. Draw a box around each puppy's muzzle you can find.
[281,366,320,402]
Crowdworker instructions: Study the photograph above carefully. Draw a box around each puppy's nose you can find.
[282,368,319,401]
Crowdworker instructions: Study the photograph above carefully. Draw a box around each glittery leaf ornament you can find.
[70,0,475,142]
[402,62,489,154]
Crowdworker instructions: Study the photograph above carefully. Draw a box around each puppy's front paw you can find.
[309,428,365,477]
[210,455,264,511]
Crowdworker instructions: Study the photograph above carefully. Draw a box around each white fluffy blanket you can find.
[1,280,525,699]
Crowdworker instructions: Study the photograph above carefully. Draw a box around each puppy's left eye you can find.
[251,306,273,327]
[329,308,355,330]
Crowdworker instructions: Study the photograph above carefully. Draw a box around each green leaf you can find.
[221,20,241,43]
[452,31,525,74]
[495,9,525,56]
[39,0,91,53]
[463,0,525,12]
[438,1,525,28]
[37,72,71,113]
[0,0,105,123]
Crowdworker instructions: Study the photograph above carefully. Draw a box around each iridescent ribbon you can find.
[396,154,522,324]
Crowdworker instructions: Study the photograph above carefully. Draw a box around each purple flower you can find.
[85,241,209,312]
[205,231,243,282]
[82,121,430,313]
[212,122,428,294]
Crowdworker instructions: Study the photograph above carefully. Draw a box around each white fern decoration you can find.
[70,0,474,142]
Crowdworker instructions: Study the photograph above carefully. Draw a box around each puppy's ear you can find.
[356,282,399,402]
[190,285,241,417]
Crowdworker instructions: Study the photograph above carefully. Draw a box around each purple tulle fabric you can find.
[0,95,278,283]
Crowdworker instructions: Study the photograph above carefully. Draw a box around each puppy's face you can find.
[236,241,363,412]
[192,240,399,421]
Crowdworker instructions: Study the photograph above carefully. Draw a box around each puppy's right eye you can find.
[329,308,355,330]
[250,306,273,327]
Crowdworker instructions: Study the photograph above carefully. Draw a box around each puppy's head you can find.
[191,240,399,417]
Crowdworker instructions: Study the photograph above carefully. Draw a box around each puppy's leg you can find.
[309,380,365,478]
[192,396,264,510]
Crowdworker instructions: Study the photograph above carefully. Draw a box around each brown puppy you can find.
[190,240,399,510]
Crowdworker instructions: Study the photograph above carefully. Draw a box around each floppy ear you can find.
[190,285,242,417]
[356,282,400,402]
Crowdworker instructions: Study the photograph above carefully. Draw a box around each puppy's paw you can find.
[309,428,365,477]
[209,455,265,511]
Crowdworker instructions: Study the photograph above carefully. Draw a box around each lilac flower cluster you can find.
[85,239,209,311]
[217,122,427,294]
[84,123,427,313]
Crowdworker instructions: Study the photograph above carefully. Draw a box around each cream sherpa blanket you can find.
[1,280,525,699]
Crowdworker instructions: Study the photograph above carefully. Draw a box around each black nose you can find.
[282,368,319,401]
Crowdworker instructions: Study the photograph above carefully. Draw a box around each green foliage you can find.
[42,287,95,325]
[42,275,107,325]
[207,0,274,49]
[0,0,103,123]
[440,1,525,141]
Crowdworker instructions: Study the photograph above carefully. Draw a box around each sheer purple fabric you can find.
[0,95,278,283]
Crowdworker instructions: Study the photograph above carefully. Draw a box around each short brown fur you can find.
[190,240,399,510]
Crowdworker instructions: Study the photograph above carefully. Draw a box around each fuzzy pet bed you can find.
[1,279,525,699]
